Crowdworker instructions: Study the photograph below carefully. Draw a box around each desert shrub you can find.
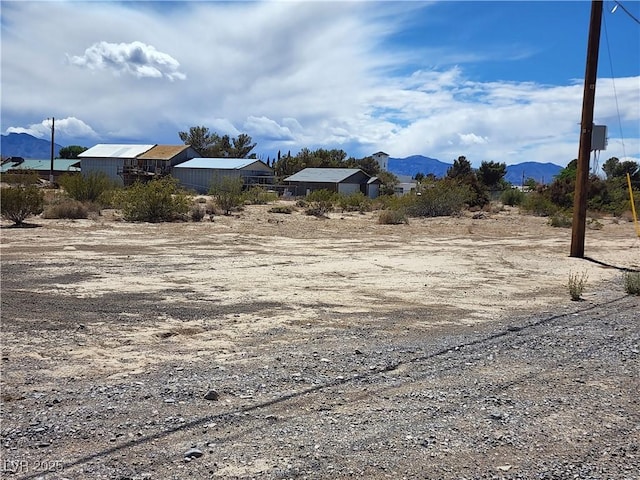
[305,202,332,217]
[306,189,337,203]
[190,204,205,222]
[268,205,294,214]
[58,172,116,203]
[43,197,88,219]
[1,185,44,225]
[567,270,588,301]
[406,181,472,217]
[587,218,604,230]
[623,271,640,295]
[500,188,525,206]
[0,169,40,185]
[209,176,244,215]
[548,212,572,228]
[378,209,408,225]
[337,192,372,213]
[113,177,189,222]
[305,189,336,217]
[521,191,558,216]
[242,186,278,205]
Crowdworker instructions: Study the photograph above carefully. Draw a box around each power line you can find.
[612,1,640,25]
[602,9,628,162]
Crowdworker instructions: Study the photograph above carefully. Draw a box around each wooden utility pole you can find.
[49,117,55,184]
[570,0,603,258]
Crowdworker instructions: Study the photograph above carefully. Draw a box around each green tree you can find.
[477,161,507,188]
[59,145,88,159]
[555,159,578,181]
[446,156,488,207]
[231,134,257,158]
[178,126,218,154]
[602,157,640,181]
[446,156,473,179]
[178,127,257,158]
[1,185,44,225]
[377,171,398,196]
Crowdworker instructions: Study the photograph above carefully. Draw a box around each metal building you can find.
[283,168,380,198]
[78,144,155,185]
[171,158,274,194]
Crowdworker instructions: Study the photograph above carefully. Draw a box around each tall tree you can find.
[231,133,257,158]
[59,145,88,159]
[178,127,257,158]
[446,156,473,179]
[602,157,640,181]
[477,161,507,188]
[178,126,218,155]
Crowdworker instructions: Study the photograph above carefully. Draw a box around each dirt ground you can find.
[1,202,639,479]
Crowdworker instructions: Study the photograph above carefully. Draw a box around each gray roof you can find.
[174,158,265,170]
[284,168,366,183]
[78,144,155,159]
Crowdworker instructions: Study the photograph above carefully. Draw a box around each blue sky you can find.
[1,0,639,167]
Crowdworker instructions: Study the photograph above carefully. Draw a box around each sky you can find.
[1,0,639,167]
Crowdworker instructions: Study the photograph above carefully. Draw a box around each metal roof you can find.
[174,158,263,170]
[137,145,192,160]
[0,159,81,173]
[284,168,365,183]
[78,144,155,159]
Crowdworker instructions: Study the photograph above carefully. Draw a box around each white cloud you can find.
[67,41,186,81]
[1,1,638,167]
[6,117,99,141]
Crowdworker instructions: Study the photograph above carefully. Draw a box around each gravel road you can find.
[2,286,638,479]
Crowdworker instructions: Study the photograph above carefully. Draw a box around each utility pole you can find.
[49,117,55,184]
[570,0,603,258]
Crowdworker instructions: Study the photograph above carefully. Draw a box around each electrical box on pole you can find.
[591,125,607,151]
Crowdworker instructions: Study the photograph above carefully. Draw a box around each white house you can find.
[372,151,390,172]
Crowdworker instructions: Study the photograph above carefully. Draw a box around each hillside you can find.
[388,155,562,185]
[1,132,62,159]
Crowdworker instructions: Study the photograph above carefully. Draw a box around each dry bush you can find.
[568,270,588,301]
[623,271,640,295]
[378,209,408,225]
[269,205,295,214]
[43,198,88,219]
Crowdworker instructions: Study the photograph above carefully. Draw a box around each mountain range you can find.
[1,133,563,184]
[389,155,562,185]
[1,132,62,159]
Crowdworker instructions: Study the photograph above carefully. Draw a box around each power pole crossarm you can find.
[570,0,603,258]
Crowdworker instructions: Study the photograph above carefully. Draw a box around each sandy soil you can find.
[1,202,639,479]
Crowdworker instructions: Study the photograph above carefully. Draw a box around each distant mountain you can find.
[388,155,562,185]
[388,155,451,178]
[0,132,62,159]
[504,162,563,185]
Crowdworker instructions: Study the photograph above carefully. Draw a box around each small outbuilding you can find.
[171,158,274,194]
[283,168,379,198]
